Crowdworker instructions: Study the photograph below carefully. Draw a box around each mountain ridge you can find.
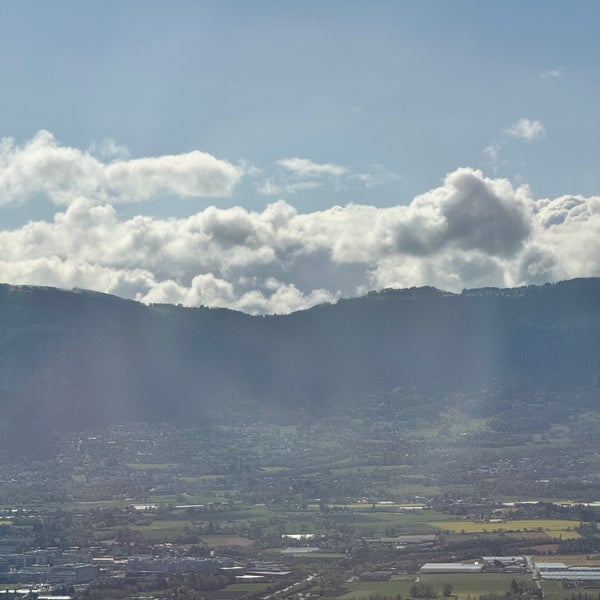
[0,278,598,453]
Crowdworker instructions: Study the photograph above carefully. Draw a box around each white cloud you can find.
[88,138,131,161]
[349,167,400,187]
[277,157,347,177]
[483,143,501,165]
[0,130,243,206]
[257,179,321,196]
[539,67,563,79]
[503,118,546,142]
[483,118,546,170]
[0,167,599,314]
[257,157,398,197]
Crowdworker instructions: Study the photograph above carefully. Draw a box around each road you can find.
[526,555,543,595]
[261,573,316,600]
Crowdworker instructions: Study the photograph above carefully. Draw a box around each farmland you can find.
[4,412,600,600]
[433,519,582,539]
[420,573,537,600]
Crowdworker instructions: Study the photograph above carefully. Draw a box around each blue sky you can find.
[0,1,599,312]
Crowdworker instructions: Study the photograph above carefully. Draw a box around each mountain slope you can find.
[0,279,598,451]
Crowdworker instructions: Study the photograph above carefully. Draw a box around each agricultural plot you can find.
[339,579,416,599]
[286,552,347,559]
[224,582,272,593]
[127,462,178,470]
[538,579,570,600]
[199,535,254,547]
[280,508,447,535]
[149,494,211,504]
[320,512,441,534]
[129,519,193,541]
[180,475,226,482]
[420,573,537,600]
[550,554,600,566]
[433,519,581,539]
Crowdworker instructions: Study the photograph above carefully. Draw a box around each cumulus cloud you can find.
[503,118,546,141]
[0,130,243,205]
[1,166,598,314]
[88,138,131,161]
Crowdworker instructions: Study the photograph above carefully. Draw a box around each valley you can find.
[3,414,600,600]
[0,279,599,600]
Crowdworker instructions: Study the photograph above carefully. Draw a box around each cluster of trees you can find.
[168,571,235,592]
[81,579,150,600]
[409,582,438,598]
[80,570,235,600]
[477,580,542,600]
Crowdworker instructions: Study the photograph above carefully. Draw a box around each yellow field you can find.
[434,519,581,539]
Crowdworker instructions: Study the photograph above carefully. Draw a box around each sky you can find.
[0,1,599,314]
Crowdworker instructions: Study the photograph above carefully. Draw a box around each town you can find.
[3,417,600,600]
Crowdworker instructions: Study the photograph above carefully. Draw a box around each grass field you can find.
[200,534,254,547]
[306,506,447,521]
[127,505,279,540]
[338,574,535,600]
[339,579,416,599]
[130,519,192,540]
[433,519,581,539]
[544,554,600,566]
[127,462,178,470]
[260,466,290,472]
[180,475,226,482]
[286,552,347,559]
[316,501,425,510]
[538,579,569,600]
[225,582,272,592]
[259,507,449,536]
[420,573,536,600]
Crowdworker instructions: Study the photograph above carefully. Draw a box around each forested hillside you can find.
[0,279,598,452]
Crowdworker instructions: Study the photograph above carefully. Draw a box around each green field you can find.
[287,552,347,559]
[130,519,192,540]
[225,582,272,592]
[552,554,600,566]
[538,579,569,600]
[284,513,441,535]
[420,573,536,600]
[127,462,178,470]
[338,574,536,600]
[200,534,254,547]
[180,475,226,482]
[339,579,416,599]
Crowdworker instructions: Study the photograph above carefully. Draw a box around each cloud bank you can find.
[0,130,242,205]
[1,157,599,314]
